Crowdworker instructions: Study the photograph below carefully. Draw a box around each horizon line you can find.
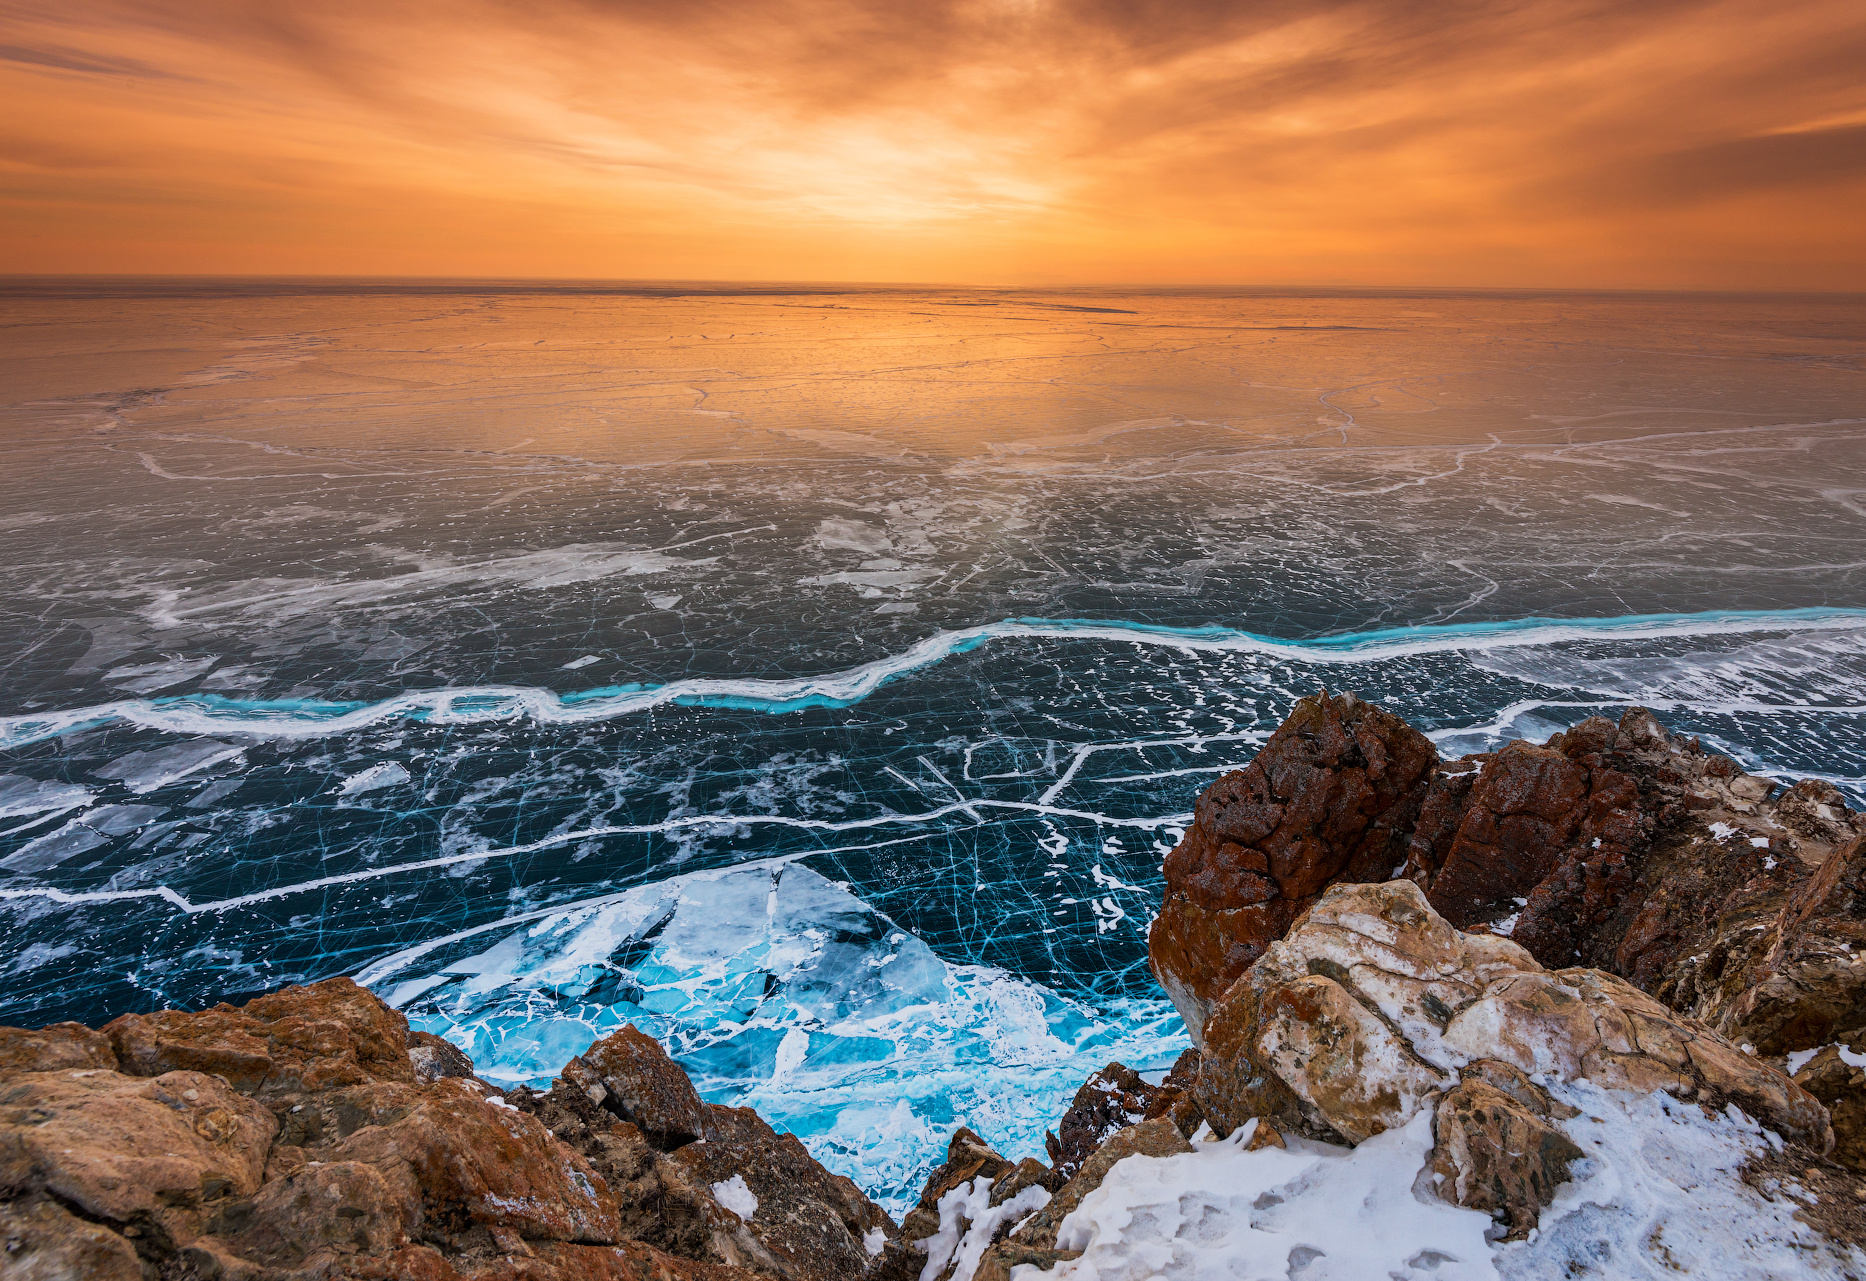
[2,273,1863,299]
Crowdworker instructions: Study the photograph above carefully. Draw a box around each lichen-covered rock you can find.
[0,1022,117,1075]
[0,1068,276,1253]
[576,1025,708,1151]
[101,975,417,1096]
[1191,879,1833,1226]
[1149,691,1440,1040]
[1428,1071,1584,1239]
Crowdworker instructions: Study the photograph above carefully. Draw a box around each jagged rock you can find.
[1195,879,1538,1144]
[1148,691,1440,1041]
[1671,830,1866,1054]
[902,1127,1074,1281]
[669,1104,905,1281]
[0,1195,145,1280]
[1792,1039,1866,1174]
[1043,1050,1201,1179]
[1153,697,1866,1070]
[1427,1069,1584,1239]
[1191,880,1832,1225]
[0,1067,276,1256]
[411,1028,480,1082]
[506,1074,764,1270]
[899,1126,1014,1245]
[576,1026,709,1151]
[102,975,418,1097]
[0,982,894,1281]
[935,1117,1190,1281]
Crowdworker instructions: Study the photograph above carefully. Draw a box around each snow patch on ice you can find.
[339,762,411,795]
[95,740,243,793]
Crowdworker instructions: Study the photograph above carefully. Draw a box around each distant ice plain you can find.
[1,280,1862,1204]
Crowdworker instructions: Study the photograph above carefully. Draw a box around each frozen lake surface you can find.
[2,280,1862,1206]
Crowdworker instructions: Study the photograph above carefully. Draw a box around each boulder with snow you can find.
[1192,880,1832,1227]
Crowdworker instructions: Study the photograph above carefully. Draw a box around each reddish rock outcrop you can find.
[1152,696,1866,1062]
[0,980,905,1281]
[1148,691,1440,1038]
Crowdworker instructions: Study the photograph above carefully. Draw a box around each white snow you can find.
[1037,1112,1494,1281]
[918,1176,1051,1281]
[1018,1083,1865,1281]
[864,1226,888,1257]
[560,655,602,670]
[1787,1044,1866,1075]
[712,1173,759,1219]
[338,762,411,795]
[95,740,243,792]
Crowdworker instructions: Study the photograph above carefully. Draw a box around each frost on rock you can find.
[361,860,1187,1210]
[1032,1081,1864,1281]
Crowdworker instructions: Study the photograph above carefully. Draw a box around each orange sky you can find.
[2,0,1862,287]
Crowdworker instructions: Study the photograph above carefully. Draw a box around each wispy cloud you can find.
[1,0,1860,285]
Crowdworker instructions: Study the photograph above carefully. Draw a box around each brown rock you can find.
[410,1028,479,1083]
[1194,879,1533,1144]
[0,1022,117,1075]
[900,1126,1012,1244]
[1240,1116,1285,1150]
[1152,701,1866,1081]
[102,975,416,1097]
[578,1026,707,1151]
[1443,965,1833,1149]
[1792,1042,1866,1174]
[970,1242,1082,1281]
[1043,1051,1202,1180]
[1197,881,1832,1162]
[1423,741,1589,924]
[1671,832,1866,1054]
[1149,691,1439,1038]
[669,1103,899,1281]
[0,1196,145,1281]
[0,977,896,1281]
[331,1076,623,1247]
[1428,1074,1584,1239]
[0,1068,276,1252]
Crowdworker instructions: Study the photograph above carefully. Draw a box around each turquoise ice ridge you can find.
[358,860,1187,1213]
[5,606,1864,749]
